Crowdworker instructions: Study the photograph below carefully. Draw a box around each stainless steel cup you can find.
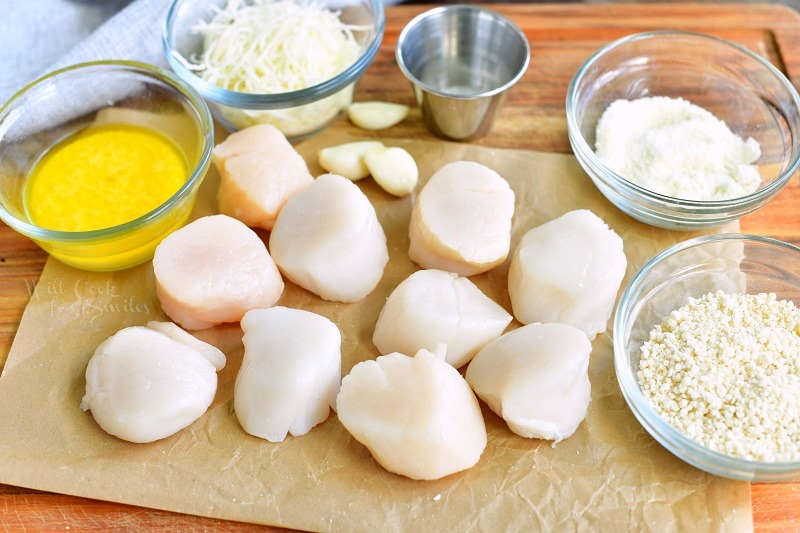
[395,5,530,141]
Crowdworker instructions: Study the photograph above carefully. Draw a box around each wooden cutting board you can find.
[1,3,799,531]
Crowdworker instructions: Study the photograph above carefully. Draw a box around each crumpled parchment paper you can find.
[0,130,752,532]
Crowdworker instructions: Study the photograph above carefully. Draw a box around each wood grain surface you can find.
[1,3,799,531]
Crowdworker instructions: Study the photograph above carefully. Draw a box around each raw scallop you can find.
[81,324,222,443]
[373,269,511,368]
[213,124,313,230]
[465,322,591,442]
[146,321,226,370]
[269,173,389,302]
[154,214,284,330]
[508,209,626,339]
[235,307,341,442]
[336,345,487,480]
[408,161,515,276]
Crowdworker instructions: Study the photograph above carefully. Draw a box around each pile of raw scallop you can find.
[80,122,628,481]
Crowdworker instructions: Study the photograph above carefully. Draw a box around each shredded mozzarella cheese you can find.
[191,0,367,136]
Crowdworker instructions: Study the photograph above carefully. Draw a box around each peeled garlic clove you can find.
[336,345,487,480]
[81,325,221,443]
[465,322,591,442]
[235,307,341,442]
[318,141,385,181]
[347,102,409,130]
[364,146,418,197]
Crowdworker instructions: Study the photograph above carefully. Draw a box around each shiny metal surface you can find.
[396,5,529,141]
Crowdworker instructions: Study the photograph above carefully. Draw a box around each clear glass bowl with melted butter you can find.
[0,61,214,271]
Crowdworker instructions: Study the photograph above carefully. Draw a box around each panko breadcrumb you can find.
[638,291,800,462]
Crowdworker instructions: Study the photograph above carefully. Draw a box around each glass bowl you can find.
[163,0,385,141]
[0,61,214,272]
[566,31,800,230]
[614,233,800,481]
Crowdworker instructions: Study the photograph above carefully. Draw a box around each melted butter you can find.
[25,123,188,232]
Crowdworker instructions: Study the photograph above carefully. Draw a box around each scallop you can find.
[269,173,389,302]
[336,345,487,480]
[81,324,222,443]
[465,323,591,442]
[408,161,515,276]
[373,269,511,368]
[213,124,313,230]
[153,214,284,330]
[508,209,626,339]
[234,307,341,442]
[145,321,226,370]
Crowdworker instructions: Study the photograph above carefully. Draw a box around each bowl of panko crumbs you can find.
[614,233,800,481]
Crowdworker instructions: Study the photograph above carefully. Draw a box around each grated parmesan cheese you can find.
[595,97,762,201]
[638,291,800,462]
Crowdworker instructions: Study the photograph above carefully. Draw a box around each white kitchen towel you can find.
[1,0,402,106]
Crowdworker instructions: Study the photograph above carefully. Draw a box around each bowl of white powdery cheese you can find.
[567,31,800,230]
[615,234,800,481]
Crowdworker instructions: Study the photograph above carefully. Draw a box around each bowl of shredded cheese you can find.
[615,233,800,481]
[163,0,384,140]
[0,61,214,271]
[567,31,800,230]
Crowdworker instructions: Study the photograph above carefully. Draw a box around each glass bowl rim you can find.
[613,232,800,478]
[162,0,386,109]
[565,30,800,211]
[0,59,214,242]
[394,4,531,100]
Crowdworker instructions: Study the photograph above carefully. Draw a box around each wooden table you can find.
[2,3,799,531]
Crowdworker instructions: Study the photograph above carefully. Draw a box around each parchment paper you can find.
[0,131,752,532]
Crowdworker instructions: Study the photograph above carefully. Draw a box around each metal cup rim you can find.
[395,5,531,100]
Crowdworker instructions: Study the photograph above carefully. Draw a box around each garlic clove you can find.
[347,102,409,130]
[318,141,385,181]
[364,146,418,197]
